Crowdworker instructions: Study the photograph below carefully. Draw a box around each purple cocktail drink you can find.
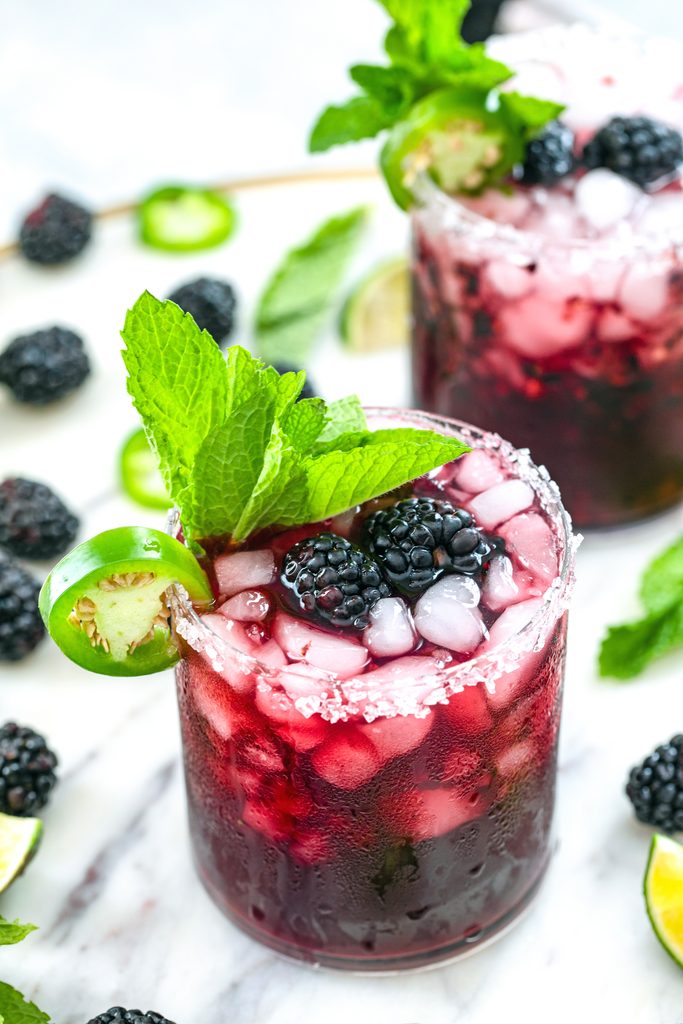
[411,27,683,528]
[172,410,576,971]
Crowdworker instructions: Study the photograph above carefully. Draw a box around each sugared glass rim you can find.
[412,172,683,259]
[170,408,581,722]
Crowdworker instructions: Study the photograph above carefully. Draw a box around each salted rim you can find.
[412,21,683,258]
[170,409,581,723]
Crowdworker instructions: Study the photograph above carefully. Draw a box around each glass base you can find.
[196,854,550,974]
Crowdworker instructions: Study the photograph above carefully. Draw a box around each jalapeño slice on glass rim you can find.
[380,87,521,210]
[39,527,213,676]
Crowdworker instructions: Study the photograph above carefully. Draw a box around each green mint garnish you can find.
[0,916,37,946]
[254,207,368,364]
[122,292,469,544]
[599,536,683,680]
[0,982,51,1024]
[309,0,564,204]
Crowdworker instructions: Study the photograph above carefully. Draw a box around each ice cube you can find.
[481,554,521,612]
[273,613,369,679]
[192,664,247,741]
[414,576,487,654]
[589,261,626,303]
[311,727,383,790]
[242,799,289,842]
[500,295,594,359]
[487,597,543,648]
[441,683,494,736]
[618,263,669,322]
[199,613,260,692]
[240,732,286,774]
[462,188,532,226]
[575,169,642,233]
[363,597,417,658]
[469,479,534,530]
[344,655,445,713]
[289,830,331,864]
[255,638,288,671]
[596,308,637,343]
[499,513,558,587]
[218,590,272,622]
[387,785,488,841]
[329,508,358,538]
[455,450,505,494]
[255,684,329,752]
[485,259,534,299]
[485,598,545,711]
[495,740,536,790]
[360,712,432,761]
[214,549,276,598]
[638,192,683,237]
[533,258,591,302]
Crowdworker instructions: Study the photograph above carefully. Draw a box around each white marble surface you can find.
[2,3,683,1023]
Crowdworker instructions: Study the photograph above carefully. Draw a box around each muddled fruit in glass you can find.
[172,410,576,971]
[411,27,683,527]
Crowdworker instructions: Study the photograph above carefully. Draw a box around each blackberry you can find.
[0,326,90,405]
[0,557,44,661]
[18,193,92,265]
[520,120,575,186]
[583,116,683,188]
[282,532,390,630]
[363,498,494,596]
[0,722,58,816]
[167,277,236,344]
[0,478,79,559]
[86,1010,176,1024]
[626,735,683,834]
[270,362,318,401]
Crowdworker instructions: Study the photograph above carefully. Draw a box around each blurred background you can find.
[1,0,679,239]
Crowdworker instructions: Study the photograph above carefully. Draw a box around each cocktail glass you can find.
[171,409,577,971]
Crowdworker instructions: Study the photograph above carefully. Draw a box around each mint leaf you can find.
[599,606,683,680]
[122,301,471,544]
[303,428,469,521]
[499,92,566,136]
[284,399,327,453]
[309,97,393,152]
[599,534,683,679]
[0,982,50,1024]
[0,916,37,946]
[318,395,367,443]
[254,207,369,363]
[122,292,228,502]
[349,64,416,116]
[641,536,683,616]
[188,395,277,539]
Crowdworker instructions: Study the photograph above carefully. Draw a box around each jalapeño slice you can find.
[380,87,521,209]
[39,527,212,676]
[138,184,236,253]
[119,428,170,510]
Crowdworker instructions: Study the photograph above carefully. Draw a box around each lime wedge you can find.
[644,833,683,968]
[0,812,42,893]
[119,428,170,510]
[138,185,236,253]
[341,257,410,353]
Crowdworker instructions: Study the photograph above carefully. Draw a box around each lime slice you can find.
[138,185,236,253]
[645,833,683,968]
[0,812,42,894]
[119,428,170,510]
[341,257,410,353]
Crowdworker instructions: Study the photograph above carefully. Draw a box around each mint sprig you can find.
[599,536,683,680]
[122,293,470,544]
[309,0,564,201]
[254,207,368,364]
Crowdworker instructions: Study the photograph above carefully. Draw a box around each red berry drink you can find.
[172,410,577,971]
[411,27,683,527]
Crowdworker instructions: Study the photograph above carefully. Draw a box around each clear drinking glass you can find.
[171,410,577,971]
